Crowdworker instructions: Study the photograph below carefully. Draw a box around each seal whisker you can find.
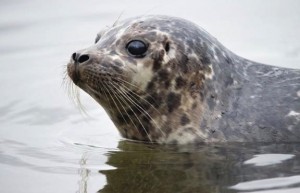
[72,84,88,115]
[108,82,153,142]
[62,72,88,115]
[100,82,140,139]
[118,82,163,116]
[99,84,128,124]
[111,82,166,138]
[97,82,115,114]
[100,82,131,127]
[101,82,142,138]
[112,12,124,27]
[113,76,141,90]
[102,82,145,140]
[115,77,161,109]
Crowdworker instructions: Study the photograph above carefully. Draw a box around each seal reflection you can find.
[98,141,227,193]
[92,141,300,193]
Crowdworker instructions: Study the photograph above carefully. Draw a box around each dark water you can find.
[1,0,300,193]
[97,142,300,193]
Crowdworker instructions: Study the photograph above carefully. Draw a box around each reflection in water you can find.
[96,141,300,193]
[2,138,300,193]
[78,154,90,193]
[244,154,295,166]
[230,175,300,191]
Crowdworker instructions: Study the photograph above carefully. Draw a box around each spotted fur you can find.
[67,15,300,144]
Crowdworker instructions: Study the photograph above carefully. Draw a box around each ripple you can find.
[230,175,300,191]
[244,154,295,166]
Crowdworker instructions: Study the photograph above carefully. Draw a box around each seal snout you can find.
[68,51,91,85]
[72,52,90,63]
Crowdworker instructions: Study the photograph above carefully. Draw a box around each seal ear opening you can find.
[165,42,170,53]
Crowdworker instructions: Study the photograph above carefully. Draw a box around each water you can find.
[0,0,300,192]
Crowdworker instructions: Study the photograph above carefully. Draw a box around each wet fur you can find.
[67,15,300,144]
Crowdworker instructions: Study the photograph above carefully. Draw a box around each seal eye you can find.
[126,40,148,57]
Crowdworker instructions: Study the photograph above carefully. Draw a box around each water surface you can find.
[0,0,300,193]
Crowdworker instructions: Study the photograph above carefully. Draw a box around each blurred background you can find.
[0,0,299,193]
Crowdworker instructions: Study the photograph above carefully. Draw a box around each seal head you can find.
[67,15,300,144]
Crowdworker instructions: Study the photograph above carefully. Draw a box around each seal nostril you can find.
[165,42,170,53]
[78,54,90,63]
[72,53,77,61]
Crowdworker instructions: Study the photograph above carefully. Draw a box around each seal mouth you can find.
[67,62,81,85]
[73,66,81,85]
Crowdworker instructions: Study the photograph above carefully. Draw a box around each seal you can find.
[66,15,300,144]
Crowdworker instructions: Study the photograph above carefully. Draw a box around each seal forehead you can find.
[119,16,219,63]
[98,16,200,46]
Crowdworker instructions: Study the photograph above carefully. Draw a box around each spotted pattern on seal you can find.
[67,15,300,144]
